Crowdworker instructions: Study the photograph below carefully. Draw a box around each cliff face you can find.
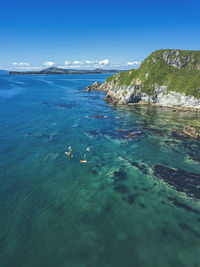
[90,49,200,109]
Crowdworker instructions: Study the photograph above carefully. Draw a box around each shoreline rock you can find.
[86,82,200,111]
[183,126,200,139]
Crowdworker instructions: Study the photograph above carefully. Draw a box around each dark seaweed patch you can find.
[112,167,141,205]
[145,127,167,137]
[130,161,140,168]
[86,130,105,139]
[139,203,146,209]
[91,169,97,175]
[54,103,73,109]
[117,129,144,140]
[42,102,74,109]
[159,200,166,205]
[168,197,200,215]
[126,159,148,175]
[153,165,200,199]
[132,185,138,190]
[178,222,200,237]
[114,184,128,194]
[87,128,144,142]
[171,130,188,140]
[142,188,148,192]
[113,169,127,183]
[127,194,138,204]
[38,133,50,139]
[27,132,59,142]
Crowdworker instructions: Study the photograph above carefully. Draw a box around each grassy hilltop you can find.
[106,49,200,98]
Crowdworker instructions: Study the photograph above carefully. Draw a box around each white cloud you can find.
[99,59,110,66]
[127,61,141,66]
[73,60,83,65]
[12,62,30,66]
[43,61,55,67]
[85,60,94,65]
[64,61,71,66]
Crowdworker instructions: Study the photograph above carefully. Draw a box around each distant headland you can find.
[9,67,121,75]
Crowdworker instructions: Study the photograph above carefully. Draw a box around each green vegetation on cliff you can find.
[106,49,200,98]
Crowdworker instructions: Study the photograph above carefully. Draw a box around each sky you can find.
[0,0,200,70]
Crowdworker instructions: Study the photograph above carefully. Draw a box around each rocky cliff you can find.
[88,49,200,110]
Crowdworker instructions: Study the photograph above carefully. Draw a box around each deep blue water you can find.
[0,74,200,267]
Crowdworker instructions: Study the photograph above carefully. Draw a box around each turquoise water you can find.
[0,74,200,267]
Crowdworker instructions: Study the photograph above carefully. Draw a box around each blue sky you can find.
[1,0,200,70]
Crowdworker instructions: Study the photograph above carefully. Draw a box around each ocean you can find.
[0,74,200,267]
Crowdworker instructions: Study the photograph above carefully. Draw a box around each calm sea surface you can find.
[0,74,200,267]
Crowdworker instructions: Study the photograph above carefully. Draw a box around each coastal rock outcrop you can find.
[171,126,200,139]
[183,126,200,139]
[87,81,200,109]
[86,82,103,92]
[162,50,191,69]
[87,49,200,110]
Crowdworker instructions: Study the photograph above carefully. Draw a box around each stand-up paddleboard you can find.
[80,160,87,163]
[65,152,73,158]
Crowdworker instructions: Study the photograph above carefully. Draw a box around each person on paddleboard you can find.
[65,146,73,158]
[65,151,73,158]
[80,153,87,163]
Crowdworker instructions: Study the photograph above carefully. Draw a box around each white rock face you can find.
[101,82,200,109]
[156,92,200,108]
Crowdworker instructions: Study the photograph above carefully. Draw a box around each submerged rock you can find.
[89,115,109,119]
[171,130,188,140]
[123,132,135,139]
[153,164,200,199]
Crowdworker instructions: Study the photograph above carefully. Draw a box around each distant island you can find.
[9,67,121,75]
[87,49,200,110]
